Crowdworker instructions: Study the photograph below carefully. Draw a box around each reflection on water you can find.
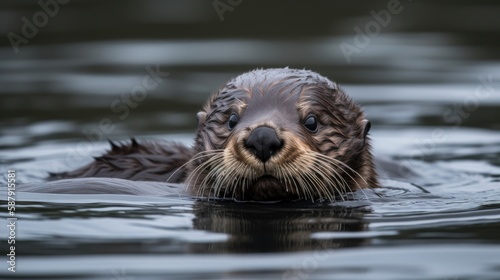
[190,201,369,253]
[1,0,500,279]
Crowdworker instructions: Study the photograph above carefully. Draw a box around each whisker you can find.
[312,153,371,201]
[308,157,345,200]
[186,152,224,199]
[169,149,223,182]
[180,145,371,203]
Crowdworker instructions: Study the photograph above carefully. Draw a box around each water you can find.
[1,1,500,279]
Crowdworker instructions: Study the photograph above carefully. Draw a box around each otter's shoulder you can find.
[49,139,192,182]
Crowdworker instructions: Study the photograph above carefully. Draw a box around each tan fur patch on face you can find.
[223,126,315,181]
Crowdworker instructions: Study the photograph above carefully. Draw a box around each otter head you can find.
[188,68,378,202]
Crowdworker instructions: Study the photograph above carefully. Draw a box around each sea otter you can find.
[50,68,379,201]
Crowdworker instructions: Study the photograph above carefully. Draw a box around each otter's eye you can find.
[228,113,239,130]
[303,115,318,132]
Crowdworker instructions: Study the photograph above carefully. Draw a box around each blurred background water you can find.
[1,0,500,279]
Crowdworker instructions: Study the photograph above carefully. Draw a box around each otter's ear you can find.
[360,119,371,140]
[196,111,207,126]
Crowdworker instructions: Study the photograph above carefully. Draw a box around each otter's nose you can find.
[245,126,283,162]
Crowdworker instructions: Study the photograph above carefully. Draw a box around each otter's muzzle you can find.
[245,126,283,162]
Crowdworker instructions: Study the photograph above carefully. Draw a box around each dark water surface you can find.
[1,1,500,279]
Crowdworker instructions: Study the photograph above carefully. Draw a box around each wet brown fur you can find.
[50,139,192,183]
